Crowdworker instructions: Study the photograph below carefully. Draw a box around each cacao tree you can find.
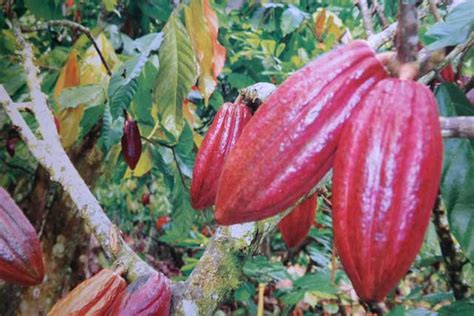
[0,0,473,315]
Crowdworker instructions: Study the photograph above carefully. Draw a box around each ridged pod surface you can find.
[215,40,388,225]
[121,117,142,170]
[0,187,44,285]
[191,102,252,209]
[108,271,171,316]
[332,78,443,302]
[278,194,317,248]
[48,269,126,316]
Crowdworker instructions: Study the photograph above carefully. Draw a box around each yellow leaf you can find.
[59,105,85,148]
[314,8,326,41]
[80,33,121,85]
[193,133,204,149]
[123,148,152,179]
[54,50,80,104]
[203,0,226,78]
[185,0,226,104]
[312,8,347,44]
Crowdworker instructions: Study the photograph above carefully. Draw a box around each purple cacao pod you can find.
[121,117,142,170]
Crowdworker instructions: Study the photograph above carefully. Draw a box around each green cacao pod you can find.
[0,187,44,285]
[278,194,317,248]
[121,115,142,170]
[191,102,252,209]
[332,78,443,302]
[215,40,388,225]
[108,271,171,316]
[48,269,126,316]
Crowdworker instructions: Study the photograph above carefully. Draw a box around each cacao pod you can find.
[215,40,388,225]
[0,187,45,285]
[440,64,455,83]
[48,269,126,316]
[142,192,150,206]
[191,102,252,209]
[108,271,172,316]
[278,194,317,248]
[332,78,443,302]
[6,136,19,157]
[121,115,142,170]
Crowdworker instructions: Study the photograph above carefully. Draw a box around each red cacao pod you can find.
[215,40,388,225]
[0,187,44,285]
[278,194,317,248]
[121,116,142,170]
[332,78,443,302]
[48,269,126,316]
[191,102,252,209]
[142,192,150,206]
[440,64,455,82]
[108,271,172,316]
[6,136,19,157]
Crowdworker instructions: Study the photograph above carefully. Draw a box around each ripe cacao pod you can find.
[278,194,317,248]
[108,271,172,316]
[215,40,388,225]
[121,116,142,170]
[48,269,126,316]
[332,78,443,302]
[191,102,252,209]
[0,187,44,285]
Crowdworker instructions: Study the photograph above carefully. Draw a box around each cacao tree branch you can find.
[431,196,470,300]
[354,0,374,37]
[22,19,112,76]
[372,0,389,29]
[0,18,153,281]
[397,0,419,79]
[419,33,474,84]
[440,116,474,138]
[429,0,443,22]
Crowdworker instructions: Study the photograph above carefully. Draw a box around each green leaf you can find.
[280,5,308,36]
[436,84,474,261]
[426,1,474,50]
[175,122,195,178]
[100,104,124,152]
[109,33,163,119]
[24,0,62,20]
[131,56,160,128]
[154,12,198,139]
[58,84,106,109]
[293,271,338,294]
[243,256,291,283]
[438,297,474,316]
[102,0,118,12]
[79,104,105,141]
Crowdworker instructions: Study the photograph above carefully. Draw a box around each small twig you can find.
[372,0,389,28]
[440,116,474,138]
[429,0,443,22]
[23,19,112,76]
[354,0,374,37]
[432,195,470,300]
[419,34,474,84]
[171,146,190,191]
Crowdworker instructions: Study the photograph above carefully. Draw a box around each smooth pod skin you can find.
[191,102,252,209]
[332,78,443,302]
[215,40,388,225]
[0,187,45,285]
[121,118,142,170]
[278,194,317,248]
[108,271,172,316]
[48,269,126,316]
